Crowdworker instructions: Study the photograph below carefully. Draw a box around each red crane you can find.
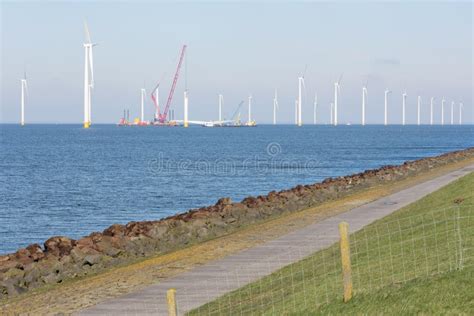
[157,45,187,123]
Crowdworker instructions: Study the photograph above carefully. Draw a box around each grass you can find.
[313,266,474,315]
[188,172,474,315]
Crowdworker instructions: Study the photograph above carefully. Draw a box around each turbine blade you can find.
[303,64,308,77]
[338,73,344,84]
[84,21,92,44]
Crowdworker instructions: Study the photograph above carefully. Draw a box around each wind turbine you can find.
[297,77,302,126]
[273,89,278,125]
[313,91,318,125]
[183,90,189,127]
[83,22,96,129]
[297,75,306,127]
[334,74,343,126]
[430,97,435,125]
[151,84,161,122]
[218,94,223,121]
[417,96,421,125]
[459,102,463,125]
[140,88,146,123]
[20,72,28,126]
[384,89,391,126]
[450,101,454,125]
[248,95,252,124]
[402,91,407,126]
[441,98,445,125]
[362,80,368,126]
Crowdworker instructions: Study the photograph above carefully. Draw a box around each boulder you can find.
[44,236,76,257]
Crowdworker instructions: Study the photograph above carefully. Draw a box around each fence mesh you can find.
[188,203,473,315]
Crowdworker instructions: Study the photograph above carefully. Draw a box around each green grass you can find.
[313,266,474,315]
[188,172,474,315]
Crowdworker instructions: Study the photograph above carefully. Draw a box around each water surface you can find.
[1,124,472,254]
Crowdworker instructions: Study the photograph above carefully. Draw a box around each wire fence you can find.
[185,203,473,315]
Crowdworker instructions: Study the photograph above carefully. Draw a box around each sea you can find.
[1,124,473,254]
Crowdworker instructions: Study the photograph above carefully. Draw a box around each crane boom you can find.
[160,45,187,123]
[231,101,245,121]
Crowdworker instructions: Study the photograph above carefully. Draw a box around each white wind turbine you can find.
[417,96,421,125]
[459,102,463,125]
[20,72,28,126]
[248,95,252,124]
[441,98,446,125]
[430,97,435,125]
[83,22,96,129]
[184,90,189,127]
[333,74,343,126]
[273,89,278,125]
[297,77,303,126]
[450,101,454,125]
[218,94,223,121]
[297,74,306,127]
[402,91,407,126]
[384,89,391,126]
[140,88,146,123]
[362,80,368,126]
[313,91,318,125]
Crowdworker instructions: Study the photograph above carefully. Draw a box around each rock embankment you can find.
[1,148,473,299]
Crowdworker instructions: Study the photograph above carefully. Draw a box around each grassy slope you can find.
[314,266,474,315]
[189,172,474,315]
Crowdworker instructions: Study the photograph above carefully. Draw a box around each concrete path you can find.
[78,164,474,315]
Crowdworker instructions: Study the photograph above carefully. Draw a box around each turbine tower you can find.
[402,92,407,126]
[140,88,146,123]
[20,72,28,126]
[218,94,223,121]
[334,74,342,126]
[83,22,96,129]
[151,85,160,122]
[297,76,304,126]
[441,98,445,125]
[430,97,434,125]
[273,89,278,125]
[183,90,189,127]
[362,82,368,126]
[384,89,391,126]
[450,101,454,125]
[417,96,421,126]
[459,102,463,125]
[313,92,318,125]
[248,95,252,124]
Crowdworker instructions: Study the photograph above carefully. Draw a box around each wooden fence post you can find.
[167,288,177,316]
[339,221,353,302]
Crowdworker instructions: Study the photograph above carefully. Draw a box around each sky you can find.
[1,1,472,124]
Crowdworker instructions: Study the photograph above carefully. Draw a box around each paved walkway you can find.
[78,164,474,315]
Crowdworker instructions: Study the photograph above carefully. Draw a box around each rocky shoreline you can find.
[1,148,473,299]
